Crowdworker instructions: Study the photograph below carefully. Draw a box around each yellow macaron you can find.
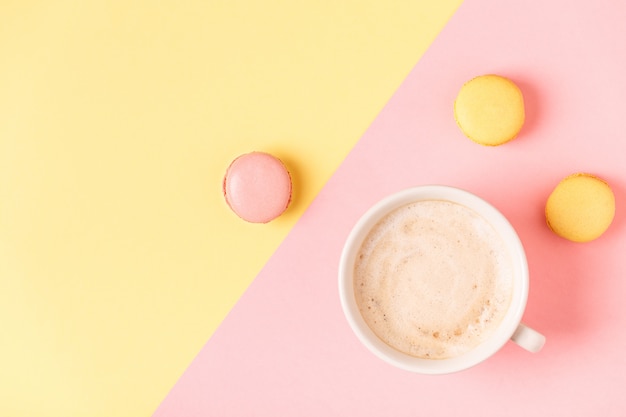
[545,173,616,242]
[454,74,525,146]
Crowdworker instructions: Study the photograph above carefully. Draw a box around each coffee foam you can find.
[354,200,513,359]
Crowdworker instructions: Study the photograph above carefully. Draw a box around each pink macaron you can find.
[223,152,292,223]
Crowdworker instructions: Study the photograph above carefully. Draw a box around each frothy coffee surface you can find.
[354,200,513,359]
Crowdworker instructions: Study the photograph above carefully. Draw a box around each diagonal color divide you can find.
[153,0,626,415]
[0,1,462,415]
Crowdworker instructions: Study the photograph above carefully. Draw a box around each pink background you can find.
[154,0,626,415]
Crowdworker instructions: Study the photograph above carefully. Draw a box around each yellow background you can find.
[0,1,461,415]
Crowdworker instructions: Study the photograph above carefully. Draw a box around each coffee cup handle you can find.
[511,323,545,353]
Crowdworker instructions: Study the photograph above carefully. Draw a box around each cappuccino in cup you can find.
[339,186,545,374]
[353,200,513,359]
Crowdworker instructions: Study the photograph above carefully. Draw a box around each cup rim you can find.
[338,185,529,374]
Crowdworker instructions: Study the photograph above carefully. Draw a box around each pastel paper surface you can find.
[0,1,461,415]
[154,0,626,415]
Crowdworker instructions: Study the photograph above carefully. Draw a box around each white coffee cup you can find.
[338,185,545,374]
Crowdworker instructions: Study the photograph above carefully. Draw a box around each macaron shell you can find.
[223,152,292,223]
[454,74,525,146]
[545,173,615,242]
